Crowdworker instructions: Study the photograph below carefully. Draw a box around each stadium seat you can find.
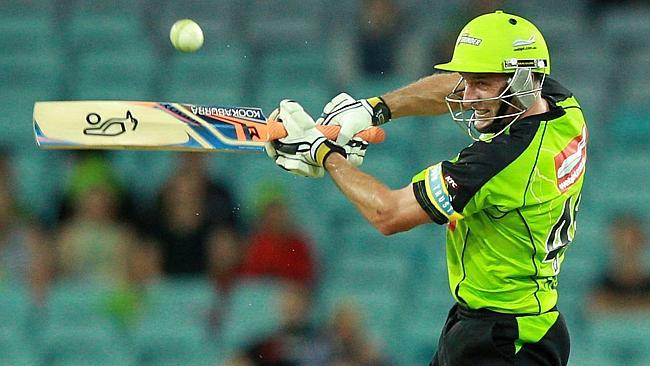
[165,49,249,105]
[329,254,409,294]
[9,150,70,224]
[0,327,39,366]
[71,50,158,100]
[0,18,62,57]
[43,280,115,325]
[132,320,208,366]
[0,283,33,333]
[108,151,176,203]
[317,284,400,346]
[219,280,285,355]
[66,15,152,57]
[601,5,650,53]
[0,55,63,93]
[243,0,326,49]
[140,277,217,326]
[587,313,650,366]
[40,319,132,366]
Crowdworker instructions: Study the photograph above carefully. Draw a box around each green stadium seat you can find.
[40,320,132,366]
[396,287,453,366]
[139,277,217,326]
[0,55,63,93]
[245,0,326,49]
[0,0,57,21]
[108,151,176,203]
[317,284,400,346]
[44,280,115,325]
[71,50,158,100]
[219,280,285,355]
[10,150,69,223]
[0,328,39,366]
[329,255,409,294]
[66,15,152,56]
[345,74,413,99]
[132,320,208,366]
[588,313,650,366]
[0,283,33,333]
[165,49,249,105]
[0,18,62,57]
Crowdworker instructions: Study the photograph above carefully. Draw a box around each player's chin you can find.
[472,118,494,132]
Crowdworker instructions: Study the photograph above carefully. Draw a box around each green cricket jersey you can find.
[412,79,587,315]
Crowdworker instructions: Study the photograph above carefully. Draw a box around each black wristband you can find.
[314,139,346,167]
[366,96,392,126]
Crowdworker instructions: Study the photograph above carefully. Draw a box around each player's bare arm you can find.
[316,73,461,145]
[382,72,462,118]
[324,153,431,235]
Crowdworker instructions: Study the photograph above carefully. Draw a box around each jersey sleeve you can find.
[411,135,535,224]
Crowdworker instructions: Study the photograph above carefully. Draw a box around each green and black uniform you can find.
[412,79,587,365]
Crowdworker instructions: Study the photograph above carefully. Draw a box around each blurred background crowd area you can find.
[2,0,650,365]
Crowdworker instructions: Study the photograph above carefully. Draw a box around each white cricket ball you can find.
[170,19,204,53]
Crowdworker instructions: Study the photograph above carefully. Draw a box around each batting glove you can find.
[265,100,346,178]
[316,93,391,145]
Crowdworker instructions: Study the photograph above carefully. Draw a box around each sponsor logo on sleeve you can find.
[555,127,587,192]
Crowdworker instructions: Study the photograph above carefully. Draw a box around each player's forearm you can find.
[325,154,401,235]
[382,72,460,118]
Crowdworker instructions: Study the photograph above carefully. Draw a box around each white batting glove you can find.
[344,137,368,167]
[265,100,346,178]
[316,93,391,145]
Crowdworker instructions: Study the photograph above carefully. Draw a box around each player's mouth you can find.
[472,109,492,118]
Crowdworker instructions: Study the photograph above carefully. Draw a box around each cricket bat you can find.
[33,101,385,153]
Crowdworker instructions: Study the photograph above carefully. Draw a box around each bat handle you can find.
[266,120,385,143]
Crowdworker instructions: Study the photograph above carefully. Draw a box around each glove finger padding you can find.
[275,155,325,178]
[344,137,368,167]
[278,100,315,134]
[318,92,356,125]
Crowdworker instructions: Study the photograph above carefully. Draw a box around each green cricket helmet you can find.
[435,10,550,75]
[435,11,551,141]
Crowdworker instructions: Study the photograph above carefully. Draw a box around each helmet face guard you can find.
[444,68,546,141]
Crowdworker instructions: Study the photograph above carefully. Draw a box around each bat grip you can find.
[266,120,385,143]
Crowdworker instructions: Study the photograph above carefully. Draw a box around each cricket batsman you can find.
[266,10,586,366]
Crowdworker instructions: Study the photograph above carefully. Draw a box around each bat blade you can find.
[33,101,271,152]
[33,100,385,153]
